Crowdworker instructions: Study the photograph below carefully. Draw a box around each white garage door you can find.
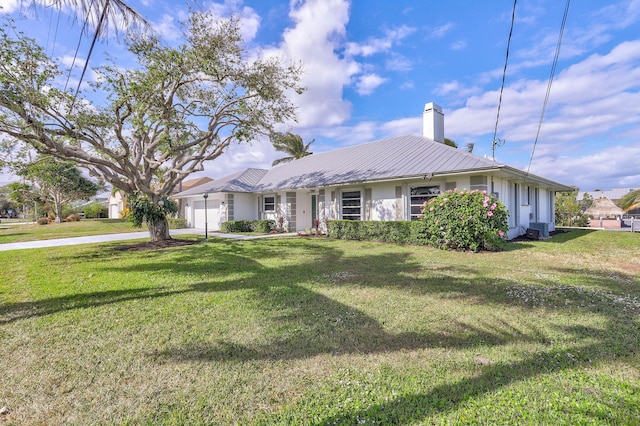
[193,200,221,231]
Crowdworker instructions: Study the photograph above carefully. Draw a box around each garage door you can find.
[193,200,221,230]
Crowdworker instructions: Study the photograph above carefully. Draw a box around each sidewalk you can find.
[0,229,297,251]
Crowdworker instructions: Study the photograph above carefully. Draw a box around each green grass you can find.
[0,230,639,425]
[0,219,137,244]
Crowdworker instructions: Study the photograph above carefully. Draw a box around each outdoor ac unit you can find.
[529,222,549,238]
[525,228,541,240]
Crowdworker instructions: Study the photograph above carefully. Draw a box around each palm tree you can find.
[42,0,149,38]
[618,189,640,212]
[444,138,458,148]
[36,1,150,110]
[271,132,314,166]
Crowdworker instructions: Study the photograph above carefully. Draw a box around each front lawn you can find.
[1,231,638,424]
[0,219,137,244]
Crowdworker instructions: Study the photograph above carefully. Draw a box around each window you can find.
[410,185,441,220]
[470,176,488,192]
[341,190,362,220]
[264,196,275,211]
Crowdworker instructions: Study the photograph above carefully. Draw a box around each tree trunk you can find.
[147,215,172,242]
[54,201,63,223]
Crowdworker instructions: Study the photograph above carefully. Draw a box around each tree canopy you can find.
[271,132,314,166]
[0,12,303,240]
[618,189,640,212]
[17,156,101,222]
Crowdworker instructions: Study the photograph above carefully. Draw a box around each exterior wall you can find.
[179,174,560,239]
[232,193,258,221]
[370,184,397,221]
[108,191,126,219]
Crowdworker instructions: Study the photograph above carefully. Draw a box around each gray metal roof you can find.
[256,134,502,191]
[175,168,267,196]
[175,134,573,196]
[578,187,638,201]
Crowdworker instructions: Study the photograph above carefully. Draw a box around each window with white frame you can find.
[410,185,441,220]
[470,176,488,192]
[263,196,275,212]
[341,190,362,220]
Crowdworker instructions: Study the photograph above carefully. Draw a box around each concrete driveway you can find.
[0,229,298,251]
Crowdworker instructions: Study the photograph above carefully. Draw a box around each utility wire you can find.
[492,0,517,160]
[63,0,94,93]
[526,0,571,174]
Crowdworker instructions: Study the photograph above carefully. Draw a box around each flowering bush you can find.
[421,189,508,252]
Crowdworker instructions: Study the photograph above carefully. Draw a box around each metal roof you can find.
[577,188,638,201]
[175,168,267,197]
[175,134,573,196]
[256,134,502,190]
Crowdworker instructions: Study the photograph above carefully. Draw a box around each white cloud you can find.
[529,144,640,190]
[151,14,181,42]
[262,0,357,127]
[450,40,466,50]
[385,53,412,72]
[0,0,19,14]
[356,73,387,95]
[345,25,416,57]
[428,22,454,39]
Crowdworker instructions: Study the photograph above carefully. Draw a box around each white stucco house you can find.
[174,103,573,240]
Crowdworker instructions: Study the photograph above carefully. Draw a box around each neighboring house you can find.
[107,176,214,219]
[577,188,640,216]
[108,190,127,219]
[74,190,110,214]
[584,197,625,229]
[174,102,574,239]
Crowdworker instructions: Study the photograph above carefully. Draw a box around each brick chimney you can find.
[423,102,444,143]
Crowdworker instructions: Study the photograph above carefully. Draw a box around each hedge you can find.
[220,219,275,233]
[327,220,429,245]
[167,218,188,229]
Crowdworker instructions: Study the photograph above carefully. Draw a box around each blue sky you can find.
[1,0,639,192]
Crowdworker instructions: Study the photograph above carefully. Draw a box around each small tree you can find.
[421,189,508,252]
[84,201,108,219]
[17,156,100,223]
[555,190,590,227]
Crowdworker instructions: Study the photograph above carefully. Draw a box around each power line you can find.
[492,0,517,160]
[527,0,571,174]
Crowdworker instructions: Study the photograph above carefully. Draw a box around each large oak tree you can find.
[0,12,303,241]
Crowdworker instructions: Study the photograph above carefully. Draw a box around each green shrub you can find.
[220,219,275,233]
[327,220,424,244]
[421,189,508,252]
[167,218,187,229]
[126,194,178,228]
[84,202,108,219]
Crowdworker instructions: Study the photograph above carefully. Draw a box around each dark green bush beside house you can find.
[221,219,275,233]
[328,190,507,252]
[167,218,188,229]
[327,220,429,245]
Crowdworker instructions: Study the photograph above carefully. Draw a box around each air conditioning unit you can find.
[529,222,549,238]
[525,228,541,240]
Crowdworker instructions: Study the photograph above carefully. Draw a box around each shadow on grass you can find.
[0,286,187,324]
[3,237,638,424]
